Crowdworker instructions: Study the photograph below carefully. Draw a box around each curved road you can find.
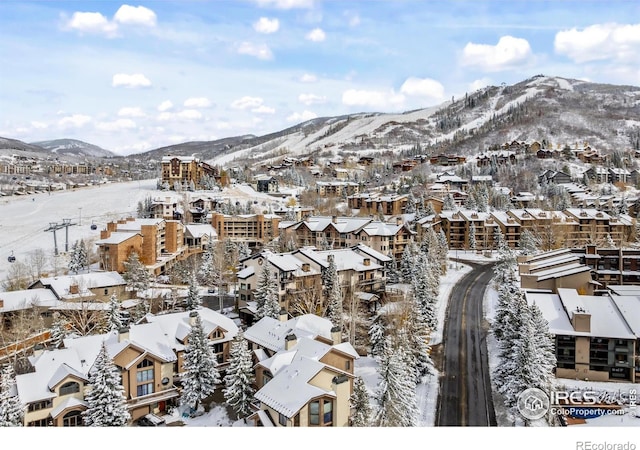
[435,262,497,426]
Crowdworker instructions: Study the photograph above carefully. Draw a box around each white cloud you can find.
[156,109,203,121]
[112,73,152,88]
[157,100,173,111]
[298,93,326,105]
[306,28,326,42]
[468,78,492,92]
[237,42,273,60]
[461,35,533,72]
[554,23,640,63]
[216,121,232,130]
[231,96,264,110]
[30,121,48,129]
[117,106,145,117]
[58,114,92,129]
[66,11,118,36]
[399,77,445,99]
[252,105,276,114]
[254,17,280,34]
[114,5,157,27]
[341,89,405,108]
[252,0,314,9]
[178,109,203,120]
[96,118,137,131]
[183,97,212,108]
[286,110,317,122]
[300,73,317,83]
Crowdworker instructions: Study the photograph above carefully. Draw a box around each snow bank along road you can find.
[436,262,497,426]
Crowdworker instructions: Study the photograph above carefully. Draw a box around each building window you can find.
[136,359,154,397]
[62,410,84,427]
[309,399,333,426]
[279,413,287,426]
[263,372,272,387]
[59,381,80,396]
[28,418,50,427]
[104,289,109,295]
[345,360,351,371]
[28,399,53,412]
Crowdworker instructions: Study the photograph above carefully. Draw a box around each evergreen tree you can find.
[122,252,150,293]
[349,376,372,427]
[518,229,540,256]
[49,312,69,349]
[374,337,418,427]
[604,233,616,248]
[185,273,202,311]
[83,343,130,426]
[424,201,436,216]
[442,193,456,211]
[237,242,252,259]
[254,263,280,320]
[180,312,220,413]
[386,253,401,284]
[68,240,84,274]
[0,363,23,427]
[223,332,255,420]
[468,223,477,251]
[325,257,343,331]
[476,184,489,212]
[530,302,557,391]
[406,290,433,381]
[199,241,218,287]
[400,241,419,283]
[465,191,478,210]
[104,293,123,332]
[368,318,386,358]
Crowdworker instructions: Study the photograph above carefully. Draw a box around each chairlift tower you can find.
[45,219,76,256]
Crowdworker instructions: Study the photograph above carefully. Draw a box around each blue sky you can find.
[1,0,639,155]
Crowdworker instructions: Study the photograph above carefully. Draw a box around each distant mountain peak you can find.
[30,138,116,158]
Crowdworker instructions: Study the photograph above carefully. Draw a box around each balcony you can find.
[127,387,179,409]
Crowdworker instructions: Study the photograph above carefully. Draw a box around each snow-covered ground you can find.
[0,180,285,282]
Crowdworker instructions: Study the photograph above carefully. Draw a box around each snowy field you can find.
[0,180,285,282]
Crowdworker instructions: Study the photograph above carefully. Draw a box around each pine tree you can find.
[68,240,83,274]
[83,343,130,426]
[180,312,221,413]
[424,201,435,216]
[49,311,69,349]
[254,263,280,320]
[350,376,372,427]
[368,318,386,358]
[122,252,150,293]
[223,332,255,420]
[468,223,477,250]
[199,241,218,287]
[0,363,24,427]
[374,337,418,427]
[530,302,557,391]
[104,293,123,332]
[237,242,252,259]
[185,273,202,311]
[442,193,456,211]
[604,233,616,248]
[387,253,401,284]
[325,257,343,331]
[518,229,540,256]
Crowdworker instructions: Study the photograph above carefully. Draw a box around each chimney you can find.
[396,217,403,226]
[363,258,371,266]
[285,333,297,350]
[33,343,45,357]
[327,254,334,263]
[279,308,288,322]
[571,309,591,333]
[331,325,342,344]
[69,283,79,295]
[302,263,310,272]
[332,215,338,224]
[0,299,3,308]
[107,221,117,232]
[100,229,111,239]
[189,310,198,327]
[118,327,130,343]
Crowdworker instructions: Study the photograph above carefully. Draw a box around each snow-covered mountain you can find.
[30,139,116,158]
[133,75,640,168]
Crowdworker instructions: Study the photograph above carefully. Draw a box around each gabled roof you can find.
[245,314,334,352]
[33,272,126,299]
[50,397,88,419]
[0,288,60,313]
[95,231,141,245]
[47,363,88,390]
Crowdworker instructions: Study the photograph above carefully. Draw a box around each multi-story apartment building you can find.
[95,218,186,276]
[14,308,238,426]
[525,288,637,383]
[316,181,359,197]
[160,155,216,190]
[245,314,358,427]
[211,213,280,249]
[347,193,408,216]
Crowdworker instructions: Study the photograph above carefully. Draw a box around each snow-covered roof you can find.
[236,266,255,279]
[557,288,636,340]
[35,272,126,299]
[610,296,640,338]
[0,288,60,313]
[184,224,217,239]
[245,314,334,352]
[95,231,140,245]
[360,221,402,237]
[351,243,392,263]
[50,397,88,419]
